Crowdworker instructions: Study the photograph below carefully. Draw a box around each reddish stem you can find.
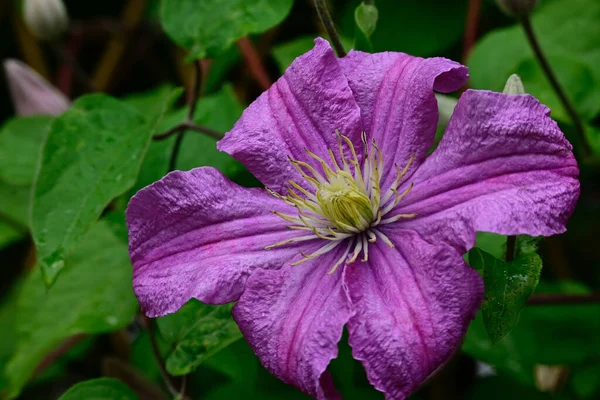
[56,34,82,96]
[236,36,272,91]
[462,0,481,63]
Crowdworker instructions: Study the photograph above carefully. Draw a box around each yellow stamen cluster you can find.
[266,131,416,273]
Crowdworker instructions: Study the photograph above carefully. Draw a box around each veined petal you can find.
[127,167,313,317]
[339,51,468,190]
[233,246,353,400]
[218,38,363,193]
[394,90,580,251]
[344,230,483,399]
[4,59,70,116]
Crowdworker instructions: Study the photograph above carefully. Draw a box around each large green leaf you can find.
[470,248,542,343]
[157,299,242,376]
[0,116,53,186]
[468,0,600,121]
[58,378,138,400]
[0,180,30,228]
[31,92,176,285]
[4,222,138,398]
[160,0,293,59]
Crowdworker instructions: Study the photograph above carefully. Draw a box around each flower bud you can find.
[4,59,70,116]
[496,0,538,19]
[23,0,69,41]
[503,74,526,95]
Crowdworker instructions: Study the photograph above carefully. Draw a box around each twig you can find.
[527,293,600,306]
[13,15,50,80]
[462,0,481,63]
[159,60,207,172]
[505,235,516,262]
[313,0,346,57]
[520,16,591,156]
[144,316,180,398]
[153,121,222,141]
[168,132,185,172]
[237,37,272,91]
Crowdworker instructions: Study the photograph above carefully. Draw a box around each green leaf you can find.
[354,2,378,52]
[0,180,30,228]
[58,378,138,400]
[468,0,600,121]
[0,222,22,249]
[470,248,542,343]
[31,92,176,285]
[157,299,242,376]
[4,222,138,398]
[160,0,293,59]
[0,116,52,186]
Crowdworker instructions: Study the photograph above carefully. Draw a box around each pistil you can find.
[266,131,416,272]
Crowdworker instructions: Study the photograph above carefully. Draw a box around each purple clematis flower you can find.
[126,39,579,399]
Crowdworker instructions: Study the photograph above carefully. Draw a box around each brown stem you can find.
[153,121,222,141]
[527,293,600,306]
[520,16,591,156]
[313,0,346,57]
[144,316,180,398]
[505,235,516,262]
[236,37,272,91]
[462,0,481,63]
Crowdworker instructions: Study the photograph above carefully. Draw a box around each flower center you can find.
[317,173,374,232]
[266,131,416,273]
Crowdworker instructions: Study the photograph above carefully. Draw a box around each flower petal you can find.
[339,51,468,189]
[233,247,352,400]
[218,38,363,193]
[127,167,312,317]
[3,59,70,116]
[394,90,580,251]
[344,230,483,399]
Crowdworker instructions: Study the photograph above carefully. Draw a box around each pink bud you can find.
[3,59,70,116]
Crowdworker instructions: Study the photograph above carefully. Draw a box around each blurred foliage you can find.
[0,0,598,399]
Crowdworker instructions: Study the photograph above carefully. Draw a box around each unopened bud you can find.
[503,74,526,95]
[496,0,538,19]
[3,59,70,116]
[23,0,69,41]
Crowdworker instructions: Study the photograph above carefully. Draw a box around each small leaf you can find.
[160,0,293,60]
[470,248,542,343]
[58,378,138,400]
[0,116,53,186]
[4,222,138,398]
[157,299,242,376]
[354,2,378,52]
[31,91,177,285]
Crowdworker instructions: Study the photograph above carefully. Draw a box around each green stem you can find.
[313,0,346,57]
[520,16,591,156]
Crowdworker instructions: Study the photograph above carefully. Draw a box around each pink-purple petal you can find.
[339,51,468,189]
[394,90,580,251]
[344,230,484,399]
[233,246,353,400]
[218,38,362,193]
[127,167,312,317]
